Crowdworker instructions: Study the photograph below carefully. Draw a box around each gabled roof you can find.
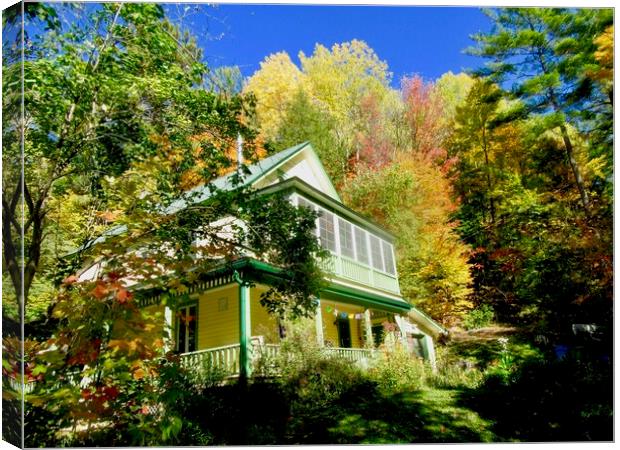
[66,142,312,255]
[164,141,310,214]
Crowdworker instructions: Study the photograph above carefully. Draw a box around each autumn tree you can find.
[469,7,613,214]
[343,155,472,326]
[243,52,305,142]
[245,40,395,185]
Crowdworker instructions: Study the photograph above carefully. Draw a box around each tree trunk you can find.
[481,119,496,224]
[557,122,590,213]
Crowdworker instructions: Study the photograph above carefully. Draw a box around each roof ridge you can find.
[65,142,311,255]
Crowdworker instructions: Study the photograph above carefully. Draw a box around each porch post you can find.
[236,274,252,379]
[395,314,409,349]
[164,306,173,353]
[422,335,437,372]
[314,297,324,347]
[364,309,374,348]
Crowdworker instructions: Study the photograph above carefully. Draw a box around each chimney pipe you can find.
[236,133,244,175]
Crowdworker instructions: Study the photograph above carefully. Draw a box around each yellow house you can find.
[81,142,445,377]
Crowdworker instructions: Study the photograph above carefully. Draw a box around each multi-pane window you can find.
[318,208,336,252]
[382,240,396,275]
[295,195,397,276]
[176,305,197,353]
[369,235,384,271]
[298,197,313,210]
[354,226,369,264]
[298,197,317,235]
[338,218,355,259]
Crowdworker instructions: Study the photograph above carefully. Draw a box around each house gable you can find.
[251,143,341,201]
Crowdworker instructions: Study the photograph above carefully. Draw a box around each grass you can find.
[185,380,499,445]
[327,387,497,444]
[176,326,612,444]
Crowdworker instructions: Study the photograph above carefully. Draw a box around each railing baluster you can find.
[181,345,377,375]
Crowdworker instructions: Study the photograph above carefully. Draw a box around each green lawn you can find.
[327,387,497,444]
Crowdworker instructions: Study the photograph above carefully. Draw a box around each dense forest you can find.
[2,4,613,446]
[245,8,613,335]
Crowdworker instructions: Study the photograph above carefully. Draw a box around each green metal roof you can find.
[164,141,310,214]
[67,142,310,255]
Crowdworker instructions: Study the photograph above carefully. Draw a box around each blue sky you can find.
[174,4,493,87]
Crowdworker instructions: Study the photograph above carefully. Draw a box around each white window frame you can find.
[295,194,397,277]
[338,217,355,259]
[176,304,197,354]
[354,225,369,265]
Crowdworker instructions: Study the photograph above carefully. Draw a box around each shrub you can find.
[368,346,426,393]
[186,358,228,389]
[274,319,368,404]
[427,362,484,389]
[462,305,494,330]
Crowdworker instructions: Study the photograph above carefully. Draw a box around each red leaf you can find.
[62,275,79,285]
[116,288,132,303]
[91,282,109,299]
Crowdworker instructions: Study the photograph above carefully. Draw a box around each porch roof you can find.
[136,256,411,314]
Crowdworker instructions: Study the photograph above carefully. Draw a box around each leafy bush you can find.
[462,305,494,330]
[186,358,228,389]
[275,319,368,404]
[368,346,426,393]
[427,363,484,389]
[464,353,613,441]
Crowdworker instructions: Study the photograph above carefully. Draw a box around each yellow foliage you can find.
[244,52,306,141]
[592,25,613,83]
[299,40,392,138]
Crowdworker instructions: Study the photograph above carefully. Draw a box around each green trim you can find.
[234,270,252,379]
[244,141,310,187]
[320,282,411,314]
[136,270,236,308]
[409,305,447,335]
[256,177,396,242]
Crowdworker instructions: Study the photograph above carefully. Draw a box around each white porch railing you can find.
[180,344,377,376]
[180,343,241,375]
[322,347,374,362]
[319,254,401,295]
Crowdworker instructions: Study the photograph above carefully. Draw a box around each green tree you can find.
[273,89,348,183]
[469,7,613,214]
[2,2,257,310]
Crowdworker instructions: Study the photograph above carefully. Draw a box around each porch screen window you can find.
[382,241,396,275]
[298,196,313,210]
[338,218,355,259]
[354,226,369,264]
[298,197,317,235]
[369,235,384,271]
[318,208,336,252]
[177,305,197,353]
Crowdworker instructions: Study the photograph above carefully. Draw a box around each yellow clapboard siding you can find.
[318,299,365,348]
[197,284,239,349]
[250,286,279,343]
[195,283,279,350]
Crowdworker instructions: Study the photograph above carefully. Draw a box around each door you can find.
[337,317,352,348]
